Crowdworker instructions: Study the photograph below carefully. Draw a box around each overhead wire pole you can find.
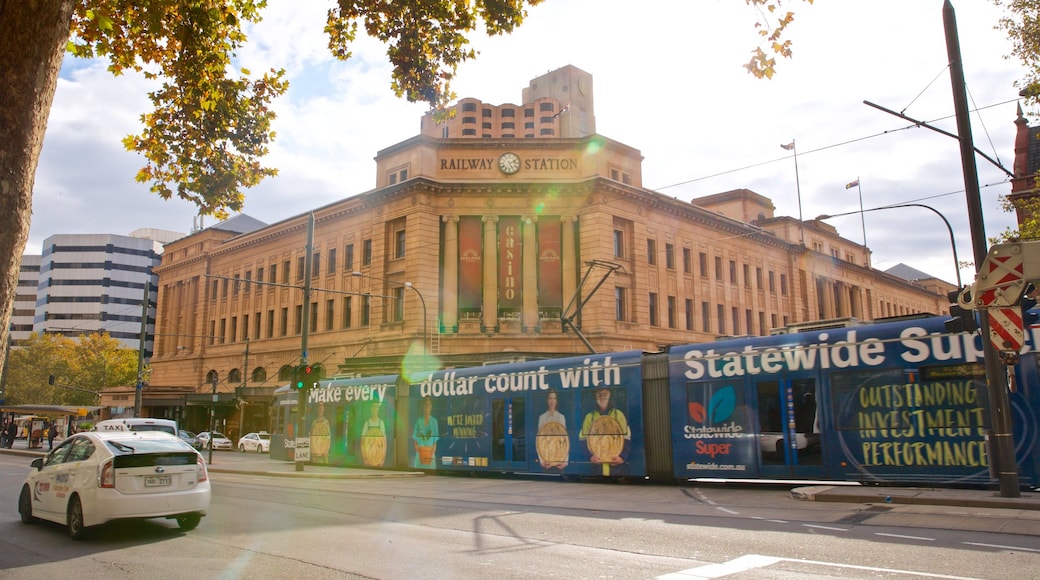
[944,0,1019,497]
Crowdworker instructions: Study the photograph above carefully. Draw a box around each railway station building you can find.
[135,65,950,434]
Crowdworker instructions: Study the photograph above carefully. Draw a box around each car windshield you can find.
[212,433,227,439]
[105,437,191,454]
[258,433,270,440]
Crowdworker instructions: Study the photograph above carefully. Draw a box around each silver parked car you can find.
[196,431,232,450]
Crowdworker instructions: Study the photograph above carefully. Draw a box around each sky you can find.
[28,0,1034,287]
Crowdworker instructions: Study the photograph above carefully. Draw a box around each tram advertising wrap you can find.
[407,350,646,477]
[670,315,1040,485]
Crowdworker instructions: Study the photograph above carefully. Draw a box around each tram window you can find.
[513,398,526,462]
[492,400,505,461]
[491,398,526,462]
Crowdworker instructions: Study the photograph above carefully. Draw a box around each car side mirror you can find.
[30,458,43,470]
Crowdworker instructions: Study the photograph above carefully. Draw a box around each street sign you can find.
[295,437,311,462]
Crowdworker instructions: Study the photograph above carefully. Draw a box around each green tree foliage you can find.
[5,333,141,406]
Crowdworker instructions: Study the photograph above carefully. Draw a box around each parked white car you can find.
[18,430,209,539]
[238,432,270,453]
[196,431,232,450]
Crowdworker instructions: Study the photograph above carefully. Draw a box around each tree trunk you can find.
[0,0,75,375]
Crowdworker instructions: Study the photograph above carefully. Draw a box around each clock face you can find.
[498,152,521,175]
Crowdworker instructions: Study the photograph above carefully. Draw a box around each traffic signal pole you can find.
[944,1,1019,496]
[295,213,315,472]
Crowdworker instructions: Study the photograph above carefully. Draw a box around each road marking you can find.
[801,523,849,532]
[715,507,739,515]
[875,532,936,541]
[659,554,983,579]
[963,542,1040,553]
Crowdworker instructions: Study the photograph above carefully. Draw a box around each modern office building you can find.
[32,229,183,353]
[10,255,41,346]
[141,65,950,435]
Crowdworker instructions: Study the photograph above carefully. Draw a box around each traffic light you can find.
[945,287,978,333]
[295,364,314,390]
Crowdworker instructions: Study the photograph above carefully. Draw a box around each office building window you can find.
[615,287,628,321]
[667,295,676,328]
[647,239,657,266]
[362,239,372,266]
[649,292,659,327]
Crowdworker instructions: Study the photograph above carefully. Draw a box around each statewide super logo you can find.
[683,384,746,466]
[689,385,736,425]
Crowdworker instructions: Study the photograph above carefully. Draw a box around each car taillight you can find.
[99,459,115,488]
[197,454,208,482]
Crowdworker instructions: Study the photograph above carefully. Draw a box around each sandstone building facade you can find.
[139,66,949,434]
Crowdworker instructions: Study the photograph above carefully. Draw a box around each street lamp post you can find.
[815,202,962,288]
[352,272,428,354]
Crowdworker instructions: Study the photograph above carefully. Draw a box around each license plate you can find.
[145,475,172,487]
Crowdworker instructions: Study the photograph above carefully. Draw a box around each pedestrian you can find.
[47,420,57,450]
[0,418,8,449]
[6,420,16,449]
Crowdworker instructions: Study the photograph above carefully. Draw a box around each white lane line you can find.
[659,554,983,579]
[715,507,739,515]
[658,554,781,579]
[750,516,790,523]
[801,523,849,532]
[963,542,1040,553]
[875,532,936,541]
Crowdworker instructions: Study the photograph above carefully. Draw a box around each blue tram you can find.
[270,313,1040,488]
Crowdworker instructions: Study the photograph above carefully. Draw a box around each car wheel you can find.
[257,445,264,454]
[239,445,245,453]
[19,485,36,524]
[67,495,88,540]
[177,513,202,531]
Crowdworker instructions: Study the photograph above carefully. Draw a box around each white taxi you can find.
[18,430,210,539]
[238,432,270,453]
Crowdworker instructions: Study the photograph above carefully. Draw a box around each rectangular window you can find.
[768,270,776,292]
[756,267,763,289]
[685,299,694,330]
[343,297,353,329]
[716,304,725,334]
[771,313,778,330]
[328,248,337,275]
[282,260,290,284]
[280,307,288,336]
[310,301,318,332]
[667,295,676,329]
[743,264,750,288]
[714,256,723,280]
[683,248,692,274]
[326,299,335,330]
[312,252,320,278]
[361,295,371,326]
[729,260,737,284]
[699,252,708,277]
[732,307,740,335]
[758,312,765,336]
[297,257,305,281]
[647,239,657,266]
[362,239,372,266]
[345,244,354,272]
[613,230,625,258]
[745,309,753,335]
[233,274,240,296]
[294,305,303,334]
[209,321,216,345]
[244,271,252,293]
[615,287,627,321]
[665,243,675,269]
[222,278,228,298]
[702,302,711,332]
[395,229,406,260]
[649,292,659,326]
[269,264,276,284]
[254,312,261,339]
[211,280,218,301]
[219,319,226,344]
[267,310,274,338]
[780,273,788,295]
[392,286,405,321]
[256,267,264,290]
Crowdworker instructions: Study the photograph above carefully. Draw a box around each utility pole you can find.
[295,213,314,472]
[944,0,1020,497]
[134,277,148,418]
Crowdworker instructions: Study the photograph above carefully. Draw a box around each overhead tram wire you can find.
[653,98,1020,192]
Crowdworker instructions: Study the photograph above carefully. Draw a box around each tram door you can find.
[755,374,823,478]
[490,396,527,469]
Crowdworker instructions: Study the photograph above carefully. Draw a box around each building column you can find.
[522,216,538,330]
[482,216,498,331]
[562,216,578,317]
[442,215,459,332]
